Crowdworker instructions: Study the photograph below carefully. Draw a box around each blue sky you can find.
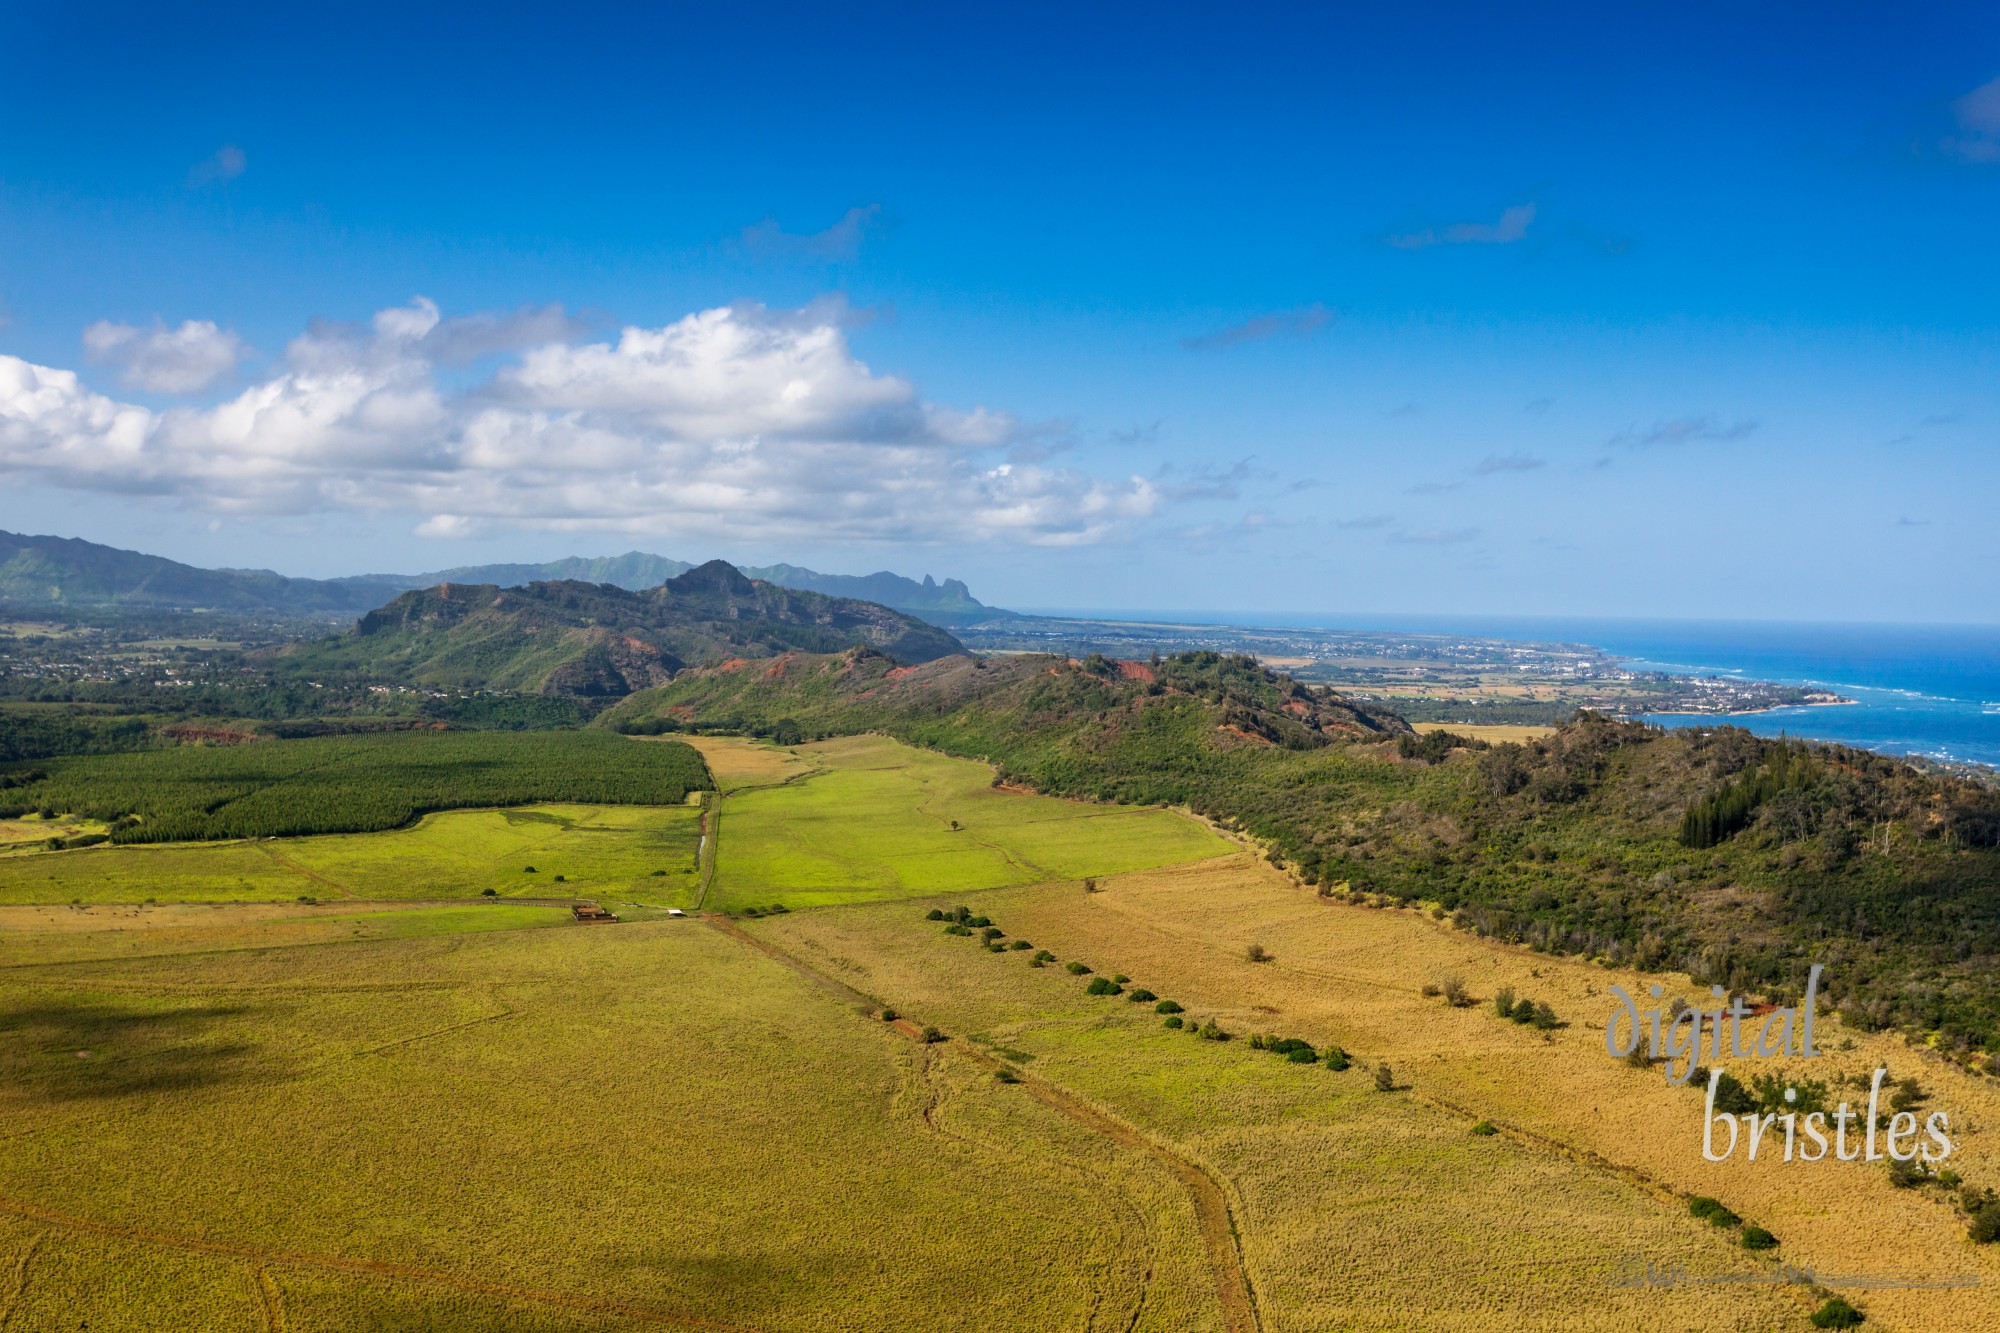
[2,3,1997,621]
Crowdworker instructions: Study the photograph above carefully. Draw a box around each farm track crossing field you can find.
[0,731,709,843]
[745,855,2000,1331]
[0,804,703,906]
[0,907,1220,1332]
[705,735,1233,909]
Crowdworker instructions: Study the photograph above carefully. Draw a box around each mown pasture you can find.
[706,734,1233,909]
[0,803,702,906]
[747,855,2000,1330]
[0,730,709,842]
[0,906,1216,1332]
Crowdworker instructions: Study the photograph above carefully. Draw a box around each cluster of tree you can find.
[0,730,709,841]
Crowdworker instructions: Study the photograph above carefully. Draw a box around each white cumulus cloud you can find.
[3,299,1157,547]
[82,319,248,393]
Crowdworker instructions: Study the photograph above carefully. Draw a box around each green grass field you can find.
[0,904,1213,1332]
[708,735,1233,909]
[0,803,701,906]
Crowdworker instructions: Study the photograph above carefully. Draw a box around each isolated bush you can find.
[1286,1047,1317,1064]
[1086,977,1123,996]
[1199,1020,1228,1041]
[1688,1197,1740,1227]
[1530,1002,1560,1030]
[1246,943,1273,963]
[1442,975,1471,1007]
[1808,1296,1864,1328]
[924,909,944,921]
[1494,987,1516,1018]
[1373,1062,1396,1092]
[967,915,991,928]
[524,865,536,873]
[1268,1037,1314,1059]
[1420,982,1442,998]
[1889,1076,1927,1113]
[994,1067,1020,1084]
[1510,999,1537,1025]
[1066,961,1092,975]
[1888,1158,1933,1189]
[944,923,972,936]
[1082,877,1098,892]
[1741,1225,1778,1250]
[1470,1120,1497,1136]
[1031,949,1054,967]
[1010,939,1032,950]
[552,874,567,883]
[1969,1204,2000,1244]
[481,888,497,897]
[1111,974,1130,984]
[920,1026,945,1044]
[1128,988,1157,1003]
[1163,1015,1184,1029]
[1155,1000,1184,1014]
[1623,1045,1652,1068]
[980,926,1003,942]
[880,1008,898,1023]
[952,905,972,923]
[1324,1047,1350,1071]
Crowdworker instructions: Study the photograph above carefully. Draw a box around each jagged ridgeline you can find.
[0,731,709,842]
[605,652,2000,1055]
[276,560,965,697]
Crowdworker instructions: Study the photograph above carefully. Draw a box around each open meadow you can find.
[700,735,1233,910]
[2,731,1994,1330]
[744,852,2000,1330]
[0,902,1218,1332]
[0,803,702,907]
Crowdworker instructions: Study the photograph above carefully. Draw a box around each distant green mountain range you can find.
[0,529,1007,625]
[277,560,967,696]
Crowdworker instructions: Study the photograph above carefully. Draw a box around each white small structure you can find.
[667,908,687,918]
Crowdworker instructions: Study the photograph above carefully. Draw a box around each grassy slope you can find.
[618,649,2000,1056]
[749,859,2000,1331]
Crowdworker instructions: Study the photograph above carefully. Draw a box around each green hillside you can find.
[607,646,2000,1057]
[280,559,966,697]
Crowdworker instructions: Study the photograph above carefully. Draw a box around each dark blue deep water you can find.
[1036,611,2000,768]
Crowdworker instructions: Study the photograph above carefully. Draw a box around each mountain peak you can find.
[666,559,757,598]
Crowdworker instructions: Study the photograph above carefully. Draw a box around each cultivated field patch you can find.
[709,734,1233,909]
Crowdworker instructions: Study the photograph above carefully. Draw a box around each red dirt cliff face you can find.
[1115,660,1156,683]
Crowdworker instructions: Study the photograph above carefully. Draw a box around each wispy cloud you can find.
[1523,397,1554,415]
[1386,401,1421,418]
[1609,415,1759,447]
[1389,527,1479,546]
[1406,481,1464,496]
[186,145,246,187]
[737,204,883,261]
[1386,203,1535,250]
[1181,303,1334,351]
[1896,516,1931,527]
[1153,458,1264,501]
[1335,514,1394,530]
[1473,451,1544,475]
[1944,74,2000,163]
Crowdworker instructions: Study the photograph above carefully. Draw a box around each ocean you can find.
[1033,611,2000,769]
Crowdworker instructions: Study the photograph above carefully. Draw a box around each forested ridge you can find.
[606,646,2000,1059]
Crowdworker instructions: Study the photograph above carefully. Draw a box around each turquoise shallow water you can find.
[1035,611,2000,768]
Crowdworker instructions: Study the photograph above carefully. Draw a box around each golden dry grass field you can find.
[1411,722,1558,743]
[1,733,1992,1330]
